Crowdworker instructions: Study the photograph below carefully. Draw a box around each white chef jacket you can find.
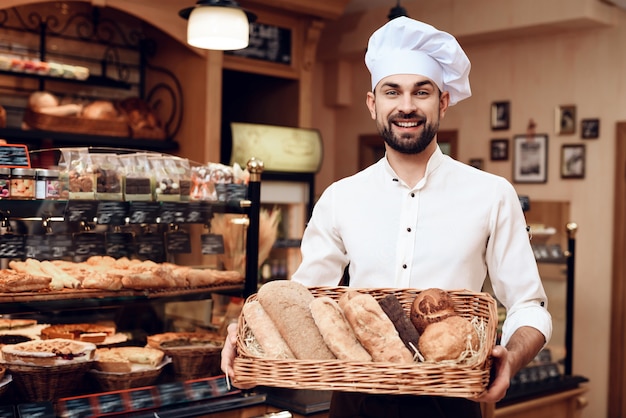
[292,146,552,347]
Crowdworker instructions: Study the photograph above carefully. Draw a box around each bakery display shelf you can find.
[0,127,179,153]
[0,69,133,90]
[0,284,244,314]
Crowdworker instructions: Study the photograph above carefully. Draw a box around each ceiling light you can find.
[179,0,257,51]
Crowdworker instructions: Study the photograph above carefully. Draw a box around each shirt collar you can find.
[382,145,446,189]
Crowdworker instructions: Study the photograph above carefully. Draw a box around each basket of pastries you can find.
[0,338,96,401]
[146,332,224,380]
[233,281,497,398]
[89,346,169,391]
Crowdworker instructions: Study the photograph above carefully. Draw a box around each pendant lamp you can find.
[179,0,257,50]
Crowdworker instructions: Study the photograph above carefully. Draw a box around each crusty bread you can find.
[340,291,414,363]
[309,296,372,361]
[379,294,420,352]
[242,300,294,359]
[410,288,456,334]
[257,280,335,360]
[95,346,165,372]
[418,315,479,362]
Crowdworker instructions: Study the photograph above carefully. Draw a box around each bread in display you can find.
[241,300,295,359]
[257,280,335,360]
[40,323,116,344]
[1,338,96,366]
[146,332,223,349]
[309,296,372,361]
[0,268,51,292]
[340,291,414,363]
[0,318,37,330]
[95,346,165,373]
[378,294,420,352]
[418,315,479,361]
[410,288,456,334]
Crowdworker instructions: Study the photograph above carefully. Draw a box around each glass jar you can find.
[10,168,36,199]
[0,168,10,199]
[35,168,60,200]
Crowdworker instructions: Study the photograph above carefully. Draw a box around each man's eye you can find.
[385,90,399,96]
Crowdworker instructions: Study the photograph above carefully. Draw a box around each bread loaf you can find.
[340,291,414,363]
[309,296,372,361]
[257,280,335,360]
[242,300,295,359]
[378,294,420,352]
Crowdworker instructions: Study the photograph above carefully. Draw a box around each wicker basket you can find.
[23,108,130,137]
[234,286,497,398]
[160,345,222,380]
[89,357,171,391]
[2,360,93,402]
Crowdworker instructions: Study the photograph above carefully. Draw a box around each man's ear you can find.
[366,91,376,120]
[440,91,450,118]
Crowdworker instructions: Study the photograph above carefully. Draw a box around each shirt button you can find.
[402,264,407,269]
[410,192,415,197]
[407,227,412,232]
[540,301,545,307]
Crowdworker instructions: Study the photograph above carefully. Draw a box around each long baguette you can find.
[242,300,295,359]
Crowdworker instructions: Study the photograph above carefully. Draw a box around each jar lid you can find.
[36,168,59,177]
[11,168,36,176]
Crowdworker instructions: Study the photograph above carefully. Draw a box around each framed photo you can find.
[491,101,510,130]
[561,144,585,179]
[513,134,549,183]
[581,118,600,139]
[469,158,484,170]
[490,138,509,161]
[556,105,576,135]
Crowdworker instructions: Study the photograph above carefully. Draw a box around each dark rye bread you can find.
[257,280,335,360]
[378,294,420,352]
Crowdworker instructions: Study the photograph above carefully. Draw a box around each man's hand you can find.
[220,322,256,389]
[474,345,511,403]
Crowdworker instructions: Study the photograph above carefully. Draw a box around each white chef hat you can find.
[365,17,471,106]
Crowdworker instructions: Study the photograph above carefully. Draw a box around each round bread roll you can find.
[81,100,120,120]
[410,288,456,334]
[418,315,479,362]
[257,280,335,360]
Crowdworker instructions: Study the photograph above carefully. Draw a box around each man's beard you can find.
[380,114,439,154]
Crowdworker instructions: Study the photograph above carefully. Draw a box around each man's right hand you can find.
[220,322,256,389]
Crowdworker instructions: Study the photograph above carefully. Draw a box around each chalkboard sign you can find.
[0,404,15,418]
[0,233,25,259]
[24,234,51,260]
[135,232,165,262]
[72,232,106,261]
[106,232,135,258]
[128,201,160,224]
[184,201,212,224]
[96,201,129,225]
[65,200,99,223]
[48,233,74,259]
[165,230,191,254]
[159,202,187,224]
[128,388,157,411]
[226,22,292,65]
[0,144,30,168]
[201,233,225,255]
[96,393,126,414]
[58,397,94,418]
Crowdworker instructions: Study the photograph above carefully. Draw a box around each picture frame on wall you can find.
[581,118,600,139]
[561,144,585,179]
[469,158,484,170]
[556,105,576,135]
[490,138,509,161]
[513,134,549,183]
[491,101,510,130]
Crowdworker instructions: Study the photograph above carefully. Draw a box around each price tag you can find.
[65,200,99,222]
[0,143,30,168]
[128,388,157,411]
[47,233,74,259]
[58,397,94,418]
[17,403,55,418]
[105,232,135,258]
[135,232,165,262]
[0,404,16,418]
[200,233,225,255]
[72,232,106,261]
[127,201,160,224]
[0,233,25,259]
[185,201,212,224]
[96,201,129,225]
[158,382,188,406]
[159,202,187,224]
[24,234,51,260]
[96,393,126,415]
[165,230,192,254]
[187,380,214,401]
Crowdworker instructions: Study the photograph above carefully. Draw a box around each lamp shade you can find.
[187,6,250,50]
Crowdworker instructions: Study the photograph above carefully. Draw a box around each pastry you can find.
[1,338,96,366]
[147,332,223,349]
[40,323,116,343]
[410,288,456,334]
[95,346,164,373]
